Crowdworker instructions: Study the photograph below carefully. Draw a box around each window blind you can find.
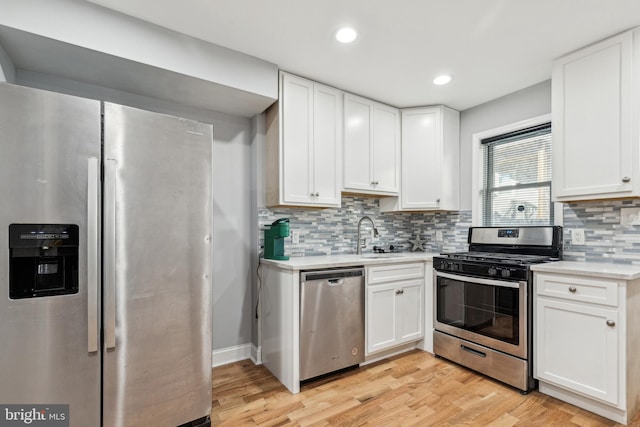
[481,123,553,226]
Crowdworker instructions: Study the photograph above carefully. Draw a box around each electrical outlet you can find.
[621,207,640,225]
[570,229,585,245]
[435,230,443,241]
[291,230,300,244]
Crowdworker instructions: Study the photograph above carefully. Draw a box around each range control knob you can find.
[488,267,497,276]
[501,269,511,278]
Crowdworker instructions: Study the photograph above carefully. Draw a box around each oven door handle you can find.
[436,271,523,289]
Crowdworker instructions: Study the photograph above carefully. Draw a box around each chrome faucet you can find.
[356,216,380,254]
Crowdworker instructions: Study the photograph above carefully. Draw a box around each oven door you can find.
[434,271,527,359]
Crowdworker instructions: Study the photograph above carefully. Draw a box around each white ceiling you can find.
[86,0,640,111]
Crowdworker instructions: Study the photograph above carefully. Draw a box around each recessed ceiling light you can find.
[336,27,358,43]
[433,74,453,86]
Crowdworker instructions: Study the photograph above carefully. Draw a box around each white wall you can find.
[211,117,254,351]
[0,42,15,83]
[459,80,552,210]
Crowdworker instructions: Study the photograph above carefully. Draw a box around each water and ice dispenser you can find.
[9,224,79,299]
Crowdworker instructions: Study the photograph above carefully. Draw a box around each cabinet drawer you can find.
[367,262,424,285]
[535,273,619,307]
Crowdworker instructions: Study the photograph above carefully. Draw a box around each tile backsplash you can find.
[562,199,640,264]
[259,195,471,257]
[259,196,640,264]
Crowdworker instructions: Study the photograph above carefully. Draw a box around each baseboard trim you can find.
[251,344,262,365]
[212,343,252,368]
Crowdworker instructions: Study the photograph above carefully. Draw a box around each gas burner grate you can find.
[440,251,551,265]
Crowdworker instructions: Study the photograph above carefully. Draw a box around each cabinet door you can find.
[535,297,619,405]
[401,108,442,209]
[553,30,635,200]
[343,94,372,191]
[366,283,397,354]
[371,104,400,193]
[396,280,424,344]
[281,74,314,204]
[313,84,342,206]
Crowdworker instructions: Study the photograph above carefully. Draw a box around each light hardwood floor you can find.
[212,350,640,426]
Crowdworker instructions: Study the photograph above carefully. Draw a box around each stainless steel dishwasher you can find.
[300,267,365,381]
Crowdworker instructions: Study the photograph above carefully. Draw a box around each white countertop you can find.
[531,261,640,281]
[260,252,439,271]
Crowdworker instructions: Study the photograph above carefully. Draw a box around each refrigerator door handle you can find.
[104,158,117,349]
[87,157,99,353]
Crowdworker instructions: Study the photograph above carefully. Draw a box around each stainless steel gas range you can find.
[433,226,563,393]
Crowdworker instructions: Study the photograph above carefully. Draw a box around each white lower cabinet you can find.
[366,263,424,355]
[535,297,619,405]
[534,270,640,424]
[260,257,433,394]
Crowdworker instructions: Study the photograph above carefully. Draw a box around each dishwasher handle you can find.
[301,267,364,282]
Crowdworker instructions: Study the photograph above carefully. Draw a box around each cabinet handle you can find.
[606,320,616,327]
[622,177,631,183]
[395,289,404,295]
[371,181,379,185]
[568,286,577,293]
[315,192,320,197]
[436,199,440,203]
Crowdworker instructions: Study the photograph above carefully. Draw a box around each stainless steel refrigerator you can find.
[0,83,213,427]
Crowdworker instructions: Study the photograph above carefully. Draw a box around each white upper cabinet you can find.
[343,93,400,195]
[380,106,460,212]
[266,72,342,207]
[553,28,640,201]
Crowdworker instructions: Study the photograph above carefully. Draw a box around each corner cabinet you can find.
[552,28,640,201]
[380,106,460,212]
[343,94,400,195]
[533,267,640,424]
[265,72,342,207]
[366,262,424,354]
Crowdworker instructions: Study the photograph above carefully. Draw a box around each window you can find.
[480,123,553,226]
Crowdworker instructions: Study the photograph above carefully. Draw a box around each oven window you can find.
[437,276,519,345]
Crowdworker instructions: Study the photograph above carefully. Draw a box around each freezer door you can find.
[0,84,101,426]
[102,103,213,427]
